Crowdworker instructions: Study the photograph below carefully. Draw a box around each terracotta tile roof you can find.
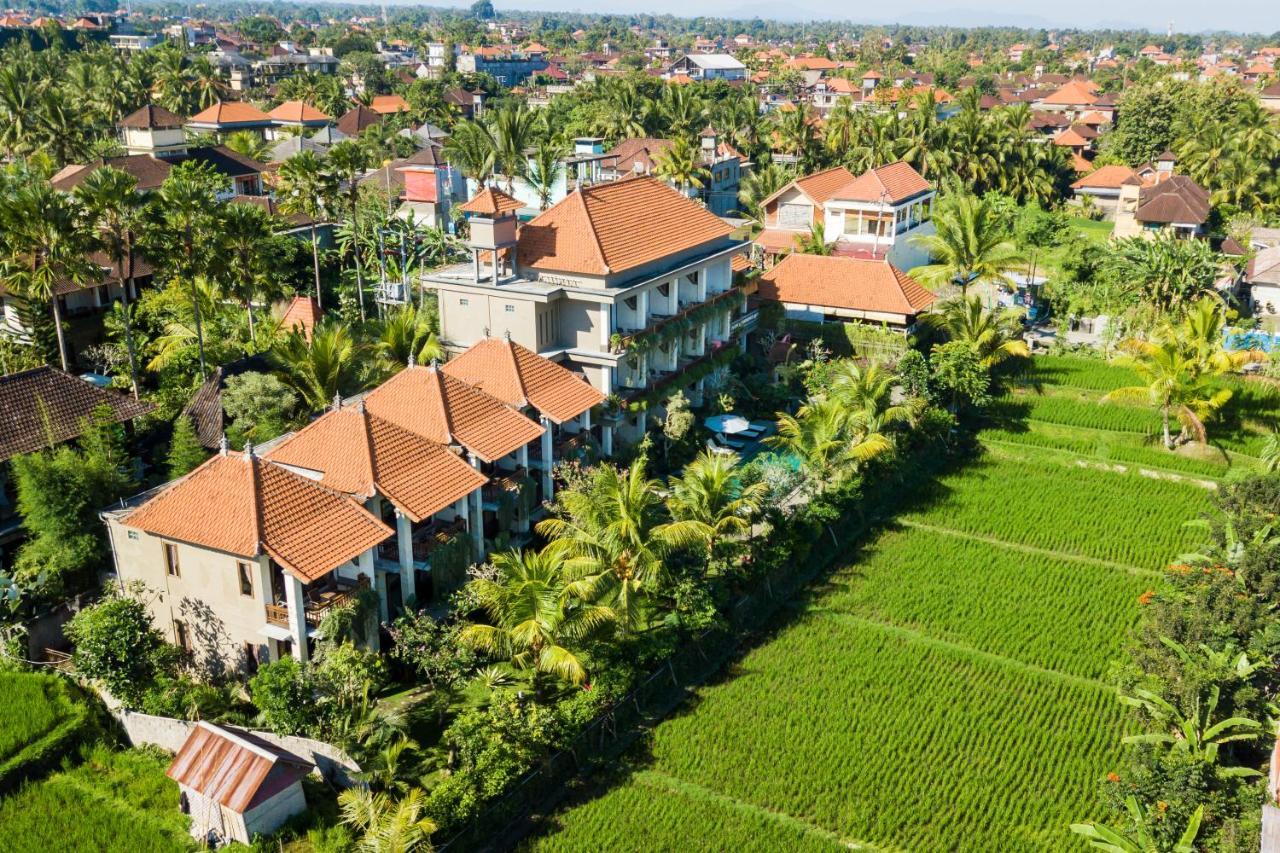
[0,249,157,299]
[336,105,382,136]
[830,161,932,204]
[168,722,312,814]
[119,104,183,129]
[125,451,391,582]
[442,336,604,424]
[604,137,674,173]
[1077,110,1110,125]
[1071,164,1141,190]
[359,146,447,193]
[1071,152,1093,173]
[363,365,544,462]
[754,228,806,253]
[188,101,271,125]
[1053,127,1091,147]
[517,176,734,276]
[1039,79,1100,106]
[229,194,315,228]
[782,166,858,206]
[1136,175,1211,225]
[0,367,153,461]
[369,94,410,114]
[280,295,323,342]
[459,186,522,216]
[757,254,936,317]
[180,355,272,449]
[268,100,330,123]
[266,403,486,522]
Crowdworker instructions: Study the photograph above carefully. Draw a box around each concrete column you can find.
[374,570,390,623]
[357,547,379,652]
[517,443,529,470]
[515,444,531,534]
[468,454,485,560]
[283,573,308,664]
[602,424,614,457]
[600,303,612,348]
[540,416,554,503]
[395,511,416,608]
[581,408,591,433]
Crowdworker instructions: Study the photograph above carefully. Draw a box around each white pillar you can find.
[581,408,591,433]
[517,443,529,470]
[540,416,554,503]
[602,424,614,457]
[396,511,416,608]
[358,547,380,652]
[468,454,485,560]
[374,570,390,623]
[283,573,308,664]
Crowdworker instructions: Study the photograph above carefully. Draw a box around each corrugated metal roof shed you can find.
[167,722,312,813]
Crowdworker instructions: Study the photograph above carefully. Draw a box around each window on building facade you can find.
[505,304,515,313]
[164,543,180,577]
[237,562,254,597]
[778,203,811,229]
[459,298,470,306]
[174,620,190,651]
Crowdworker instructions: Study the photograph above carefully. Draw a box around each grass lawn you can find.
[524,354,1225,852]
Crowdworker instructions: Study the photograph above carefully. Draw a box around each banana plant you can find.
[1120,685,1263,777]
[1070,798,1202,853]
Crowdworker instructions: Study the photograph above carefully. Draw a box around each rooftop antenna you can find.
[1167,20,1174,39]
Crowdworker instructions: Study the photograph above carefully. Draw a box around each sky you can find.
[458,0,1277,36]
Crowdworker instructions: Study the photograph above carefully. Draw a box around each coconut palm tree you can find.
[442,120,497,187]
[775,104,818,170]
[459,547,613,696]
[922,294,1030,371]
[1261,432,1280,472]
[0,179,96,371]
[1104,337,1233,449]
[827,360,916,428]
[153,165,222,379]
[73,167,145,396]
[766,398,848,488]
[660,85,707,137]
[275,150,337,307]
[326,140,372,319]
[654,136,709,198]
[667,450,767,559]
[538,458,706,634]
[1107,234,1222,316]
[338,786,436,853]
[488,104,537,193]
[910,193,1023,296]
[793,223,831,256]
[223,130,270,162]
[216,202,282,345]
[272,321,360,412]
[525,140,566,210]
[737,162,792,224]
[373,306,442,374]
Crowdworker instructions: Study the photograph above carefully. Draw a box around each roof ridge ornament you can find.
[219,433,229,456]
[407,352,415,368]
[332,392,342,411]
[243,440,255,460]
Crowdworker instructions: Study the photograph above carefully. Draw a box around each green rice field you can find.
[526,355,1227,852]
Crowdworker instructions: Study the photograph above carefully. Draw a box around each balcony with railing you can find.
[265,576,369,628]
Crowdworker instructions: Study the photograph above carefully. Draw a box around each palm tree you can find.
[154,166,220,379]
[922,295,1030,371]
[793,223,831,255]
[1108,234,1222,316]
[525,140,566,210]
[667,450,766,559]
[1261,432,1280,472]
[488,104,537,193]
[223,130,270,162]
[660,85,707,137]
[373,306,442,374]
[737,162,792,224]
[0,179,95,371]
[326,140,372,319]
[217,202,281,345]
[1071,798,1203,853]
[910,194,1023,296]
[459,547,613,696]
[1104,337,1233,449]
[272,321,360,412]
[775,104,818,170]
[73,167,145,396]
[654,136,709,198]
[442,120,496,187]
[275,150,336,307]
[538,458,706,634]
[766,399,848,488]
[338,787,436,853]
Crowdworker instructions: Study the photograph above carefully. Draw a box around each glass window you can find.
[164,543,180,577]
[237,562,254,597]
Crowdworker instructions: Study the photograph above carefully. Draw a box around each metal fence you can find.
[437,502,855,852]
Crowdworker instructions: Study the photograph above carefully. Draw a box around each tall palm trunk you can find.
[309,224,323,309]
[1162,407,1172,449]
[182,240,208,380]
[118,242,140,399]
[50,297,69,372]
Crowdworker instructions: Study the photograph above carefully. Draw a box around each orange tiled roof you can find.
[831,161,932,204]
[1053,127,1091,147]
[1071,164,1142,189]
[125,452,392,582]
[188,101,271,125]
[266,403,487,522]
[442,336,604,424]
[280,295,322,342]
[459,186,522,216]
[760,166,857,210]
[369,94,410,115]
[517,176,734,277]
[268,100,330,123]
[1039,79,1100,106]
[364,364,544,462]
[757,254,936,317]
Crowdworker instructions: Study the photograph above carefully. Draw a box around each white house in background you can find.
[665,53,748,82]
[1247,245,1280,317]
[168,722,312,847]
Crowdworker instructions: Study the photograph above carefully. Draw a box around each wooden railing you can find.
[264,577,369,629]
[414,517,467,562]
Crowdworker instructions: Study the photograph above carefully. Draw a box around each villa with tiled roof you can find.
[103,334,609,672]
[426,176,751,444]
[757,254,936,329]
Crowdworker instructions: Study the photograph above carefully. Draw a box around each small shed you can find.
[167,721,313,847]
